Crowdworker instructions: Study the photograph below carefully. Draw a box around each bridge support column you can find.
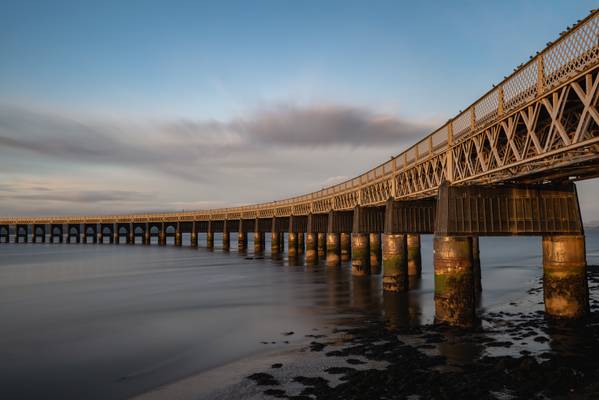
[317,233,326,257]
[305,233,317,265]
[383,234,408,292]
[254,232,264,253]
[113,225,119,244]
[279,233,284,252]
[326,233,340,267]
[433,235,475,328]
[542,235,589,319]
[223,230,231,251]
[288,232,298,258]
[472,236,482,293]
[351,233,370,276]
[340,233,350,262]
[297,232,304,255]
[190,225,198,248]
[407,234,422,276]
[175,223,182,246]
[271,232,280,253]
[238,231,247,251]
[370,233,381,274]
[128,224,134,245]
[223,230,230,251]
[159,224,166,246]
[144,224,150,245]
[99,229,104,244]
[207,232,214,249]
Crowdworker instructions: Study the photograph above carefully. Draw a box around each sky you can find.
[1,0,598,223]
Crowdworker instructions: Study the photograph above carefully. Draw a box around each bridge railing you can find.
[1,10,598,225]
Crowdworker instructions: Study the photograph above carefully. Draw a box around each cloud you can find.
[0,103,431,168]
[236,104,429,147]
[0,182,154,203]
[0,102,436,216]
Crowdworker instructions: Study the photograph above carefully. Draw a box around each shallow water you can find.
[0,230,597,399]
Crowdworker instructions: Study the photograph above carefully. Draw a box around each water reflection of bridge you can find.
[2,11,599,327]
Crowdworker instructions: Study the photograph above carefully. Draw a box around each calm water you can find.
[1,231,598,399]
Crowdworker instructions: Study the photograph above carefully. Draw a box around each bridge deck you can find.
[1,10,598,225]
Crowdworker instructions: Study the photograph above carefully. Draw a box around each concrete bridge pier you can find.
[113,224,119,244]
[254,232,264,253]
[143,224,150,245]
[326,233,340,267]
[370,233,381,274]
[206,232,214,249]
[288,232,298,258]
[317,233,326,257]
[382,234,408,292]
[297,232,304,255]
[238,231,247,251]
[351,233,370,276]
[191,222,198,248]
[159,223,166,246]
[175,223,182,246]
[472,236,482,293]
[271,232,280,253]
[206,221,214,249]
[99,227,104,244]
[223,230,230,251]
[128,223,134,245]
[340,233,351,262]
[407,234,422,276]
[433,235,475,328]
[543,235,589,319]
[305,232,317,265]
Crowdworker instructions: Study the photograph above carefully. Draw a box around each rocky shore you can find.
[245,266,599,399]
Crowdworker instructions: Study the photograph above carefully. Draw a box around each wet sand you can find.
[138,266,599,400]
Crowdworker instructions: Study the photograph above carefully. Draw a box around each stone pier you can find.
[433,235,475,328]
[542,235,589,318]
[175,224,182,246]
[407,234,422,276]
[382,234,408,292]
[271,232,280,253]
[472,236,481,293]
[297,232,304,255]
[207,231,214,249]
[223,230,230,251]
[288,232,298,258]
[317,233,326,257]
[326,233,340,267]
[351,233,370,276]
[305,232,317,265]
[340,232,350,262]
[254,232,264,253]
[369,233,381,274]
[238,231,247,251]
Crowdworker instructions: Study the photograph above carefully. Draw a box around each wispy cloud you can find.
[0,102,435,215]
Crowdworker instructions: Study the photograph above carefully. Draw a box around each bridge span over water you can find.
[2,10,599,327]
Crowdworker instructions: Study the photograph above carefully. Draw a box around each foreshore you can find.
[133,265,599,400]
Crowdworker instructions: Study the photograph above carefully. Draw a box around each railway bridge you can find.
[2,11,599,327]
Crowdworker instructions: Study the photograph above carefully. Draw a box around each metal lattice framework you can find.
[2,10,599,225]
